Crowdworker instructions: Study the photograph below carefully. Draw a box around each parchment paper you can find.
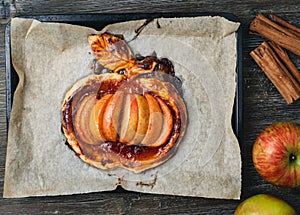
[4,16,241,199]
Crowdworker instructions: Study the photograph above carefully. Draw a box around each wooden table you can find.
[0,1,299,214]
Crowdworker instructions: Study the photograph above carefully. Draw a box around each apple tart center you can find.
[74,90,173,148]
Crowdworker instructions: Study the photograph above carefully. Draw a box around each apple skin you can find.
[252,122,300,187]
[234,194,297,215]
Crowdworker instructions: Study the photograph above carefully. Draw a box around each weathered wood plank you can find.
[0,25,7,197]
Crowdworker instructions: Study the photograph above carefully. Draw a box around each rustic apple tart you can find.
[61,33,187,173]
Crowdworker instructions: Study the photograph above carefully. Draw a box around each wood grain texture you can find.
[1,0,300,214]
[0,26,7,199]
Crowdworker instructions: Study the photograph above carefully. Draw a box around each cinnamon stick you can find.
[250,42,300,104]
[250,14,300,57]
[268,13,300,38]
[268,41,300,86]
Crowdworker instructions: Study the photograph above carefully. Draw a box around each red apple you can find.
[234,194,296,215]
[252,122,300,187]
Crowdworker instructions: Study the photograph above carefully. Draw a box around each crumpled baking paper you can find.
[4,16,241,199]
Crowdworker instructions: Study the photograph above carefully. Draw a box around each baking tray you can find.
[5,13,243,141]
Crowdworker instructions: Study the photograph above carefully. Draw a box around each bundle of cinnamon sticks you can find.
[250,13,300,104]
